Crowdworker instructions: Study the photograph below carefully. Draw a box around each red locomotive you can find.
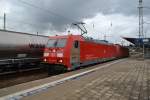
[43,34,129,74]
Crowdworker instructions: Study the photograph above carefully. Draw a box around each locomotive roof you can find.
[48,34,84,40]
[47,34,128,48]
[84,36,115,45]
[0,29,48,37]
[48,34,115,45]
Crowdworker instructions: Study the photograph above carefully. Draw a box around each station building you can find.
[123,37,150,58]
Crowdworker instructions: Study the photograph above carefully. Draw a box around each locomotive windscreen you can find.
[46,39,67,47]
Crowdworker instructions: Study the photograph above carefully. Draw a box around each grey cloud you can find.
[1,0,150,34]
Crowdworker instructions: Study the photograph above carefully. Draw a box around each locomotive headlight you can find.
[52,49,56,52]
[44,52,49,57]
[58,59,63,63]
[57,53,63,57]
[44,58,47,62]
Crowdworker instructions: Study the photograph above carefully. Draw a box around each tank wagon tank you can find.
[0,30,49,68]
[43,34,129,74]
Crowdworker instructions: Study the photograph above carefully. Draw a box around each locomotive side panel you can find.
[115,45,129,58]
[80,42,119,61]
[80,41,114,64]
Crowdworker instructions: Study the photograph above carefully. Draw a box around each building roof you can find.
[123,37,150,47]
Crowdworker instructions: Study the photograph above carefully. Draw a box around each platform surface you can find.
[1,58,150,100]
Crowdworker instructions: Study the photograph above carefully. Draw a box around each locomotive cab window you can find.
[47,38,67,47]
[74,40,79,48]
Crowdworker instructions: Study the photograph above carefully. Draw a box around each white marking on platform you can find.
[0,59,125,100]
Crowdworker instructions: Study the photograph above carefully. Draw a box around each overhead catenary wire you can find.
[0,14,43,30]
[18,0,77,23]
[6,17,43,27]
[0,14,46,34]
[143,7,150,24]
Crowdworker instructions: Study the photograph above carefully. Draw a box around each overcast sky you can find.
[0,0,150,44]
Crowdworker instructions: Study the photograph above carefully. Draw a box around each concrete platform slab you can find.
[0,58,150,100]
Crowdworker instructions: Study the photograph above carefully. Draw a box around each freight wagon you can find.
[0,30,49,72]
[43,35,129,74]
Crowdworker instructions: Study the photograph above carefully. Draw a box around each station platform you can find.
[0,58,150,100]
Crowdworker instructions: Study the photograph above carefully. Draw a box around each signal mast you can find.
[138,0,144,42]
[138,0,145,57]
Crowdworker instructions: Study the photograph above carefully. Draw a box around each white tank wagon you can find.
[0,30,49,70]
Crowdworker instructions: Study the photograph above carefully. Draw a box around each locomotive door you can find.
[70,40,80,68]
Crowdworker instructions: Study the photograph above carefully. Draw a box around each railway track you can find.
[1,58,150,100]
[0,67,43,76]
[0,59,117,89]
[0,59,124,100]
[0,66,48,89]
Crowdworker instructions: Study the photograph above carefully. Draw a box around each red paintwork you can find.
[80,41,129,63]
[43,35,129,70]
[43,35,84,70]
